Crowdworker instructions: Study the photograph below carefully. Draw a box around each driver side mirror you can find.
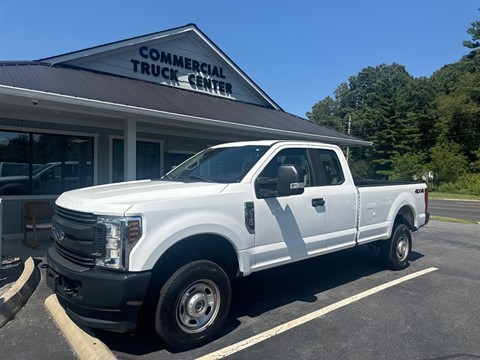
[41,170,54,180]
[277,164,305,197]
[255,164,305,198]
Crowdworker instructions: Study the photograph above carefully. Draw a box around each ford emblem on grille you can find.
[53,224,65,242]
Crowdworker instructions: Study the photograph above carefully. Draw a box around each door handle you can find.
[312,198,325,207]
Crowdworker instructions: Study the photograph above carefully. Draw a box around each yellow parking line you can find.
[197,267,438,360]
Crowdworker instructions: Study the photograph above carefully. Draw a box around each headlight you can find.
[95,216,142,270]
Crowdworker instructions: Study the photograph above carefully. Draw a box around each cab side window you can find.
[51,165,62,179]
[257,148,313,197]
[316,150,345,185]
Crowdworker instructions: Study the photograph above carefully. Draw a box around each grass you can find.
[428,191,480,201]
[430,215,477,224]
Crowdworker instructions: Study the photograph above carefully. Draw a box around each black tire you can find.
[155,260,231,350]
[381,223,412,270]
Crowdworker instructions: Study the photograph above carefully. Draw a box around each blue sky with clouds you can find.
[0,0,478,117]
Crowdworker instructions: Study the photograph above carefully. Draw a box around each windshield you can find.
[163,145,269,183]
[32,164,50,176]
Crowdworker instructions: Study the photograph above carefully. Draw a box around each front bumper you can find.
[46,246,151,332]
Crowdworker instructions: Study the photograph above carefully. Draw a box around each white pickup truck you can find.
[46,140,429,350]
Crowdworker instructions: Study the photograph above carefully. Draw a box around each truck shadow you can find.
[94,246,425,357]
[230,246,382,319]
[228,247,424,320]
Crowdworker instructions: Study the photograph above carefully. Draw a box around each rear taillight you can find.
[425,187,428,212]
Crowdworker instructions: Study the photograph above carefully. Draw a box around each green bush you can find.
[429,141,468,185]
[437,173,480,196]
[389,152,427,181]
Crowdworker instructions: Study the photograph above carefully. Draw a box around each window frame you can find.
[108,136,164,183]
[255,147,324,198]
[310,148,346,186]
[0,128,97,196]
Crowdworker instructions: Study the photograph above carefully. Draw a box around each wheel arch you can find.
[151,233,240,282]
[138,233,240,332]
[395,205,415,230]
[0,184,26,195]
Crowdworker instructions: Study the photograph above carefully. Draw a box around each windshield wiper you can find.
[186,175,214,183]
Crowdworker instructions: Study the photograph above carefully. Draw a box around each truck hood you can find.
[55,180,229,215]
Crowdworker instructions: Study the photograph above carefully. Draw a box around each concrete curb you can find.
[0,256,40,328]
[45,294,116,360]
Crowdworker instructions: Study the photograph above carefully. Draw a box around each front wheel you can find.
[381,223,412,270]
[155,260,231,350]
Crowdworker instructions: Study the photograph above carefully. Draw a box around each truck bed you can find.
[355,179,419,187]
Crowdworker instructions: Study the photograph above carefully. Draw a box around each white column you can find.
[124,118,137,181]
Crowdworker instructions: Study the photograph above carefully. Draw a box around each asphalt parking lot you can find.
[92,220,480,360]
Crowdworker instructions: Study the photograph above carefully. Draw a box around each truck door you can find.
[253,147,328,269]
[313,149,358,250]
[35,164,62,194]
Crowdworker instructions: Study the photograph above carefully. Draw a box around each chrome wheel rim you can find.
[396,234,409,261]
[176,280,220,334]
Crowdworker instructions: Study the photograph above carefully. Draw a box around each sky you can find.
[0,0,478,118]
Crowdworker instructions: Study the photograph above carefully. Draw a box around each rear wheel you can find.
[381,223,412,270]
[155,260,231,350]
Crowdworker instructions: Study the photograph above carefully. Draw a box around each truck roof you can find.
[211,140,335,148]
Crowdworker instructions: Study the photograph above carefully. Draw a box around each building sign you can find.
[131,46,233,95]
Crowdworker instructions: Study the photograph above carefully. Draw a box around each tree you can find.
[390,152,427,181]
[463,11,480,50]
[0,134,29,163]
[306,12,479,189]
[306,96,343,131]
[429,141,468,185]
[334,64,420,177]
[432,50,480,168]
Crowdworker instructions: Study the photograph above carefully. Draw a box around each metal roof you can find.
[0,62,370,146]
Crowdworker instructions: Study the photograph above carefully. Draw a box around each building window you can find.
[112,139,162,182]
[0,131,93,195]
